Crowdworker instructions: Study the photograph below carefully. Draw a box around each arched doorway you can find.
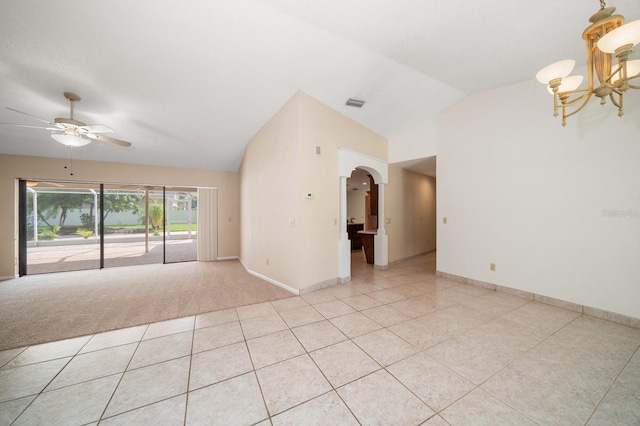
[338,149,388,282]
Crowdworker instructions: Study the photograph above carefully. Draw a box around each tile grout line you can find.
[8,335,93,425]
[583,341,640,425]
[182,316,197,426]
[466,312,613,425]
[96,323,149,424]
[240,306,273,424]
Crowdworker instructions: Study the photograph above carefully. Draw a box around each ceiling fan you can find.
[1,92,132,147]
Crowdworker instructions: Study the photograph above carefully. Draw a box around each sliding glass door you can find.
[102,185,162,268]
[23,181,101,274]
[20,180,200,275]
[164,187,198,264]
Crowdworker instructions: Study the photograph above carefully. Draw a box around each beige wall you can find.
[240,92,388,291]
[0,154,239,278]
[239,93,302,287]
[347,188,366,224]
[386,165,437,263]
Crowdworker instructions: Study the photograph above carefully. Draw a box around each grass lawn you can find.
[105,224,197,232]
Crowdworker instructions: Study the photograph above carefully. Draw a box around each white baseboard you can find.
[436,270,640,329]
[0,275,15,282]
[299,277,342,295]
[216,256,239,261]
[238,258,299,295]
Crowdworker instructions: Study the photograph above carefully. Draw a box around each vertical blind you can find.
[197,188,218,261]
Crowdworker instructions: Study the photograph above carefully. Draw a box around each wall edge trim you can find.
[238,258,299,295]
[436,270,640,329]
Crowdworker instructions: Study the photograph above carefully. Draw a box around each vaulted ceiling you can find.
[1,0,639,172]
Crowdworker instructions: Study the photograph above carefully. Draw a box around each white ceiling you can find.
[1,0,639,173]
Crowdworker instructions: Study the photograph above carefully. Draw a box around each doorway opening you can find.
[338,149,388,282]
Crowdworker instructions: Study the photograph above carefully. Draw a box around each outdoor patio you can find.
[27,237,197,274]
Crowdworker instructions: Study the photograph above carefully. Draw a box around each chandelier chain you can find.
[600,0,606,10]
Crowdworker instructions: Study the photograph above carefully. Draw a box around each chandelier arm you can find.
[602,65,640,89]
[627,74,640,87]
[602,79,627,90]
[557,89,591,107]
[612,91,625,116]
[560,91,595,124]
[608,90,623,109]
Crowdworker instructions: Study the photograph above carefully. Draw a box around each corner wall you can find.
[436,77,640,319]
[239,92,388,292]
[0,154,239,278]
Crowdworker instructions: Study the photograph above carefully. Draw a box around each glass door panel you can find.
[164,187,198,263]
[25,181,101,274]
[102,185,162,268]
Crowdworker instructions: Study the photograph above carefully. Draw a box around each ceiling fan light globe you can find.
[536,60,576,85]
[598,20,640,53]
[51,133,91,147]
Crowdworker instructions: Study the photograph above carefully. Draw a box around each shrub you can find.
[75,228,94,239]
[80,213,95,228]
[38,225,61,241]
[148,202,164,236]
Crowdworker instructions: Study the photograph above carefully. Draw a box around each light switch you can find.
[443,217,448,224]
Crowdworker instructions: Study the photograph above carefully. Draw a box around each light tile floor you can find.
[1,252,639,425]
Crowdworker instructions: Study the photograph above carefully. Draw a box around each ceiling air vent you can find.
[346,98,365,108]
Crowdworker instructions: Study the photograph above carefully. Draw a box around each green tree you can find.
[102,193,144,222]
[35,193,90,228]
[30,190,144,229]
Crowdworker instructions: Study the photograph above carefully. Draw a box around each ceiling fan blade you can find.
[6,107,55,125]
[78,124,114,133]
[86,133,132,147]
[0,122,58,130]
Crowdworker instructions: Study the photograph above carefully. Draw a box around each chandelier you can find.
[536,1,640,126]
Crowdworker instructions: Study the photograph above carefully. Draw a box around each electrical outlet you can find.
[490,263,496,271]
[289,218,295,228]
[443,217,448,224]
